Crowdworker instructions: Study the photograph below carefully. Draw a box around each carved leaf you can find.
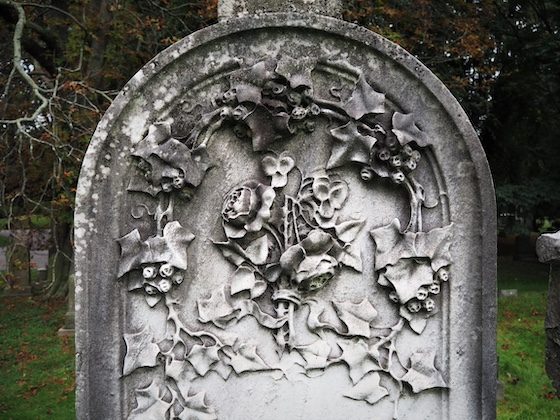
[338,339,381,384]
[178,391,217,420]
[226,343,270,374]
[129,381,171,420]
[370,219,453,271]
[230,266,267,299]
[344,75,385,120]
[186,344,221,377]
[213,241,246,267]
[333,298,378,338]
[401,350,447,393]
[344,372,389,405]
[197,286,236,328]
[327,121,377,170]
[399,305,434,335]
[296,340,332,370]
[244,105,291,151]
[337,243,363,272]
[243,235,269,265]
[379,259,434,304]
[391,112,429,147]
[123,327,161,376]
[334,219,365,243]
[145,294,162,308]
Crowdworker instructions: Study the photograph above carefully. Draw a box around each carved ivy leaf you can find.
[370,219,453,271]
[401,350,447,393]
[165,358,188,383]
[145,294,163,308]
[244,105,291,152]
[344,75,385,120]
[230,266,267,299]
[332,242,363,272]
[244,235,269,265]
[344,372,389,405]
[333,298,378,338]
[186,344,221,377]
[117,221,195,278]
[211,360,233,380]
[225,343,270,374]
[197,286,236,328]
[338,339,381,384]
[123,327,161,376]
[129,381,171,420]
[399,305,436,335]
[326,121,377,170]
[213,241,247,267]
[379,259,434,304]
[334,219,365,243]
[391,112,429,148]
[275,55,314,89]
[296,340,332,370]
[178,391,217,420]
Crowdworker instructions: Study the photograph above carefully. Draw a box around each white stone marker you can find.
[75,1,497,418]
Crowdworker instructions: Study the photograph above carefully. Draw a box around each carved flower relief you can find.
[222,181,275,239]
[299,171,349,228]
[279,230,340,292]
[128,123,211,197]
[261,153,295,188]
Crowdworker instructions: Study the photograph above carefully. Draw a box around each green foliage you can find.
[0,297,75,419]
[498,292,560,419]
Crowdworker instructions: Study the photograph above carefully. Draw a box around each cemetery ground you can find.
[0,258,558,419]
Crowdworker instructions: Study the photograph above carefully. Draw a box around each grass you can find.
[0,297,74,419]
[0,258,558,418]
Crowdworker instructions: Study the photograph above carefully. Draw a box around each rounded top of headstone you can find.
[218,0,343,20]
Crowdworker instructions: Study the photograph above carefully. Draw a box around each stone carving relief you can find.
[116,56,453,419]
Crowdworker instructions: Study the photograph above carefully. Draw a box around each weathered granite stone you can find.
[536,230,560,395]
[219,0,343,19]
[75,3,496,419]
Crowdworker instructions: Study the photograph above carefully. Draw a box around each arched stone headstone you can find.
[75,2,497,419]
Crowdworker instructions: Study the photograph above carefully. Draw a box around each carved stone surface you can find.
[536,230,560,395]
[75,10,496,420]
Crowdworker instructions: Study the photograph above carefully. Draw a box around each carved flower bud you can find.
[391,171,405,184]
[309,103,321,116]
[159,279,171,293]
[291,106,308,120]
[232,105,249,121]
[220,107,233,119]
[159,263,174,278]
[428,283,440,294]
[144,284,157,295]
[423,298,435,312]
[402,144,413,156]
[222,88,237,104]
[416,287,428,301]
[388,291,399,303]
[390,155,402,167]
[437,268,450,282]
[142,266,157,279]
[411,150,421,162]
[360,167,374,181]
[378,148,391,161]
[172,273,184,285]
[404,159,417,171]
[407,300,421,313]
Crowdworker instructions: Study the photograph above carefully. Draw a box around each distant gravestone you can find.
[75,1,497,419]
[536,230,560,396]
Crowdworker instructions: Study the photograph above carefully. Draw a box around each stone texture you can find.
[75,8,496,420]
[536,230,560,395]
[218,0,343,20]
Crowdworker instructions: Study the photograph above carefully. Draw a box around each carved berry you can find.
[437,268,450,282]
[222,88,237,104]
[378,148,391,161]
[428,283,440,294]
[389,291,399,303]
[407,300,421,313]
[416,287,428,301]
[404,159,417,171]
[390,155,402,167]
[360,167,374,181]
[220,107,233,118]
[144,284,157,295]
[423,298,435,312]
[402,144,413,156]
[291,106,308,120]
[411,150,421,162]
[309,103,321,116]
[287,91,302,106]
[232,105,249,120]
[172,273,184,285]
[173,176,186,189]
[159,263,174,278]
[391,171,405,184]
[161,181,173,193]
[142,266,157,279]
[159,279,171,293]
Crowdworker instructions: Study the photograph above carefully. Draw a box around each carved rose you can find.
[279,230,339,292]
[222,181,275,239]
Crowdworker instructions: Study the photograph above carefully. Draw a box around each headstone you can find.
[75,1,497,419]
[536,230,560,395]
[6,237,31,295]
